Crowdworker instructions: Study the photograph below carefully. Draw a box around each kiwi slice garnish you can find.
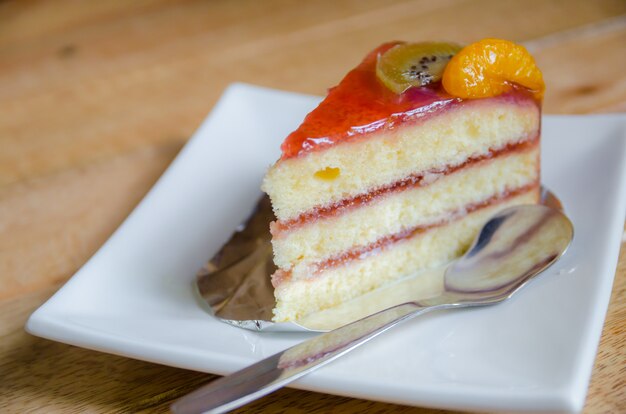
[376,42,463,94]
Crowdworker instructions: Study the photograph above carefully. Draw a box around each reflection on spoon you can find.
[172,204,573,414]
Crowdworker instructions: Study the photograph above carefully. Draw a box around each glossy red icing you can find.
[280,42,461,159]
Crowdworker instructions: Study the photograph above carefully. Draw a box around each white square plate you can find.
[27,84,626,413]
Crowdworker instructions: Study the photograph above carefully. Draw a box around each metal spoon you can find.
[171,204,573,414]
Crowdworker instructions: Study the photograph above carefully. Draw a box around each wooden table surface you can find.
[1,1,625,412]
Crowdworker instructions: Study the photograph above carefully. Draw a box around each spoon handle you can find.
[171,302,434,414]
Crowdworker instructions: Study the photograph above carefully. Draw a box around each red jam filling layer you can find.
[280,42,461,159]
[271,183,537,288]
[273,136,539,235]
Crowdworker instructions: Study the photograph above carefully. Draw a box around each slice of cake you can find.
[262,39,544,322]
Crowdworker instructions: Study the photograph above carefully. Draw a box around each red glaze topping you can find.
[280,42,460,159]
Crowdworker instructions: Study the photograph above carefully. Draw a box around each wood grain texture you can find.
[0,0,624,412]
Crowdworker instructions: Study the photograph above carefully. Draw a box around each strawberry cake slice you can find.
[262,39,544,322]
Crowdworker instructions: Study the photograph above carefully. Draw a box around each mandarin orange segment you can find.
[442,38,544,99]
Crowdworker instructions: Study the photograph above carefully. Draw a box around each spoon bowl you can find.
[172,204,574,414]
[441,204,573,304]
